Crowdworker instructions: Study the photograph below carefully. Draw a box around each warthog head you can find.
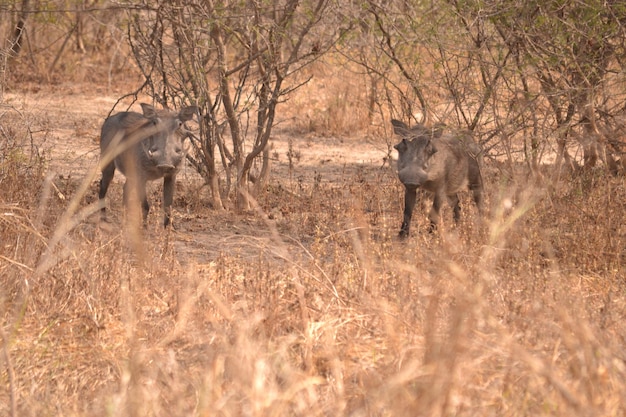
[392,119,484,237]
[134,104,194,178]
[394,123,437,188]
[98,103,198,228]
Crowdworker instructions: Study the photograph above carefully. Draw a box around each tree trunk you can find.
[75,1,86,53]
[209,16,249,211]
[580,100,601,170]
[200,120,224,210]
[11,0,30,55]
[252,142,272,195]
[207,171,223,210]
[554,132,577,178]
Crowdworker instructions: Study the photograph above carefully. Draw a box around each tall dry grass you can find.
[1,81,626,417]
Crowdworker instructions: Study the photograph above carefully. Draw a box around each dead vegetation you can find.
[1,1,625,414]
[1,68,625,417]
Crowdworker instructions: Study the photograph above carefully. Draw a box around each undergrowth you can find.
[1,96,625,417]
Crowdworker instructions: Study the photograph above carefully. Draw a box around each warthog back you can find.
[392,119,483,237]
[98,103,197,227]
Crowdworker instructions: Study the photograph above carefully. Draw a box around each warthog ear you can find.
[394,139,408,152]
[140,103,159,121]
[179,106,198,123]
[391,119,411,137]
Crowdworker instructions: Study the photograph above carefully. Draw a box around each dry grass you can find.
[1,75,626,417]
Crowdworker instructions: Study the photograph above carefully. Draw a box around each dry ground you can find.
[1,82,626,416]
[3,82,393,259]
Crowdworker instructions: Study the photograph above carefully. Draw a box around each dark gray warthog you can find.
[392,119,484,237]
[98,103,198,227]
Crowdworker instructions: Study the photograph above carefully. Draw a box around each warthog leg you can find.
[428,192,445,233]
[163,174,175,227]
[123,178,149,226]
[99,162,116,220]
[399,185,417,238]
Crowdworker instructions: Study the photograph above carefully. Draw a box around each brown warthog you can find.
[98,103,198,227]
[392,119,483,237]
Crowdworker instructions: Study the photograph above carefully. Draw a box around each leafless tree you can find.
[127,0,347,210]
[10,0,30,55]
[342,0,626,175]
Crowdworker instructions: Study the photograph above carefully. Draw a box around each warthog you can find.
[98,103,198,227]
[392,119,484,237]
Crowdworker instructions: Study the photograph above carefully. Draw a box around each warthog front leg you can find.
[399,185,418,238]
[468,158,484,217]
[163,174,175,228]
[99,162,116,221]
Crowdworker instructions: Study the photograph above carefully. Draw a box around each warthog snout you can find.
[395,149,430,188]
[156,164,177,174]
[392,119,484,237]
[98,103,198,228]
[396,169,427,188]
